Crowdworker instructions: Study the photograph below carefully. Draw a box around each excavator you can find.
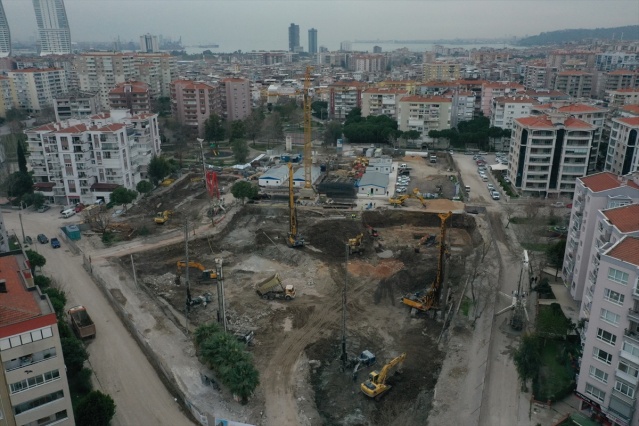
[411,188,428,208]
[389,195,410,207]
[348,233,364,255]
[154,210,173,224]
[176,260,217,283]
[287,162,304,248]
[402,211,452,311]
[360,353,407,399]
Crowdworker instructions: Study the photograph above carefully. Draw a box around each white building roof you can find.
[358,171,388,188]
[293,165,322,183]
[260,165,289,181]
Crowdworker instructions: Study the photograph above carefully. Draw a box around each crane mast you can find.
[300,65,315,198]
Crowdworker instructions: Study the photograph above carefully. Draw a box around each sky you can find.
[3,0,638,51]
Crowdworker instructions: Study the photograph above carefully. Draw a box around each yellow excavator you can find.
[348,233,364,255]
[360,353,407,399]
[411,188,428,208]
[389,195,410,207]
[154,210,172,224]
[402,211,452,311]
[176,260,217,282]
[287,163,304,247]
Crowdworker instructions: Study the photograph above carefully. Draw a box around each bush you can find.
[34,275,52,289]
[69,367,93,395]
[75,391,116,426]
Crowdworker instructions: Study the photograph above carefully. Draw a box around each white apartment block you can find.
[360,88,407,120]
[490,96,538,131]
[607,89,639,108]
[397,95,452,139]
[508,115,596,197]
[8,68,68,114]
[53,90,100,121]
[606,117,639,176]
[25,110,161,205]
[553,71,593,99]
[596,52,639,72]
[562,172,639,301]
[75,53,137,109]
[0,252,75,425]
[329,81,367,120]
[0,75,13,117]
[576,230,639,425]
[33,0,71,56]
[135,53,177,99]
[451,91,474,127]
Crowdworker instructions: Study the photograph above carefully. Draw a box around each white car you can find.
[396,187,407,194]
[491,191,500,200]
[487,183,495,191]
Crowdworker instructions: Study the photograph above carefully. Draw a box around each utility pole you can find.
[130,254,139,291]
[184,217,190,334]
[341,243,348,367]
[215,258,227,332]
[18,203,26,244]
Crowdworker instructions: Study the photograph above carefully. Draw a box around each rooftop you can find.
[579,172,639,192]
[616,117,639,127]
[401,95,452,103]
[0,254,46,329]
[606,236,639,267]
[602,204,639,233]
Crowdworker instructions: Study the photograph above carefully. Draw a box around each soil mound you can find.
[306,220,365,260]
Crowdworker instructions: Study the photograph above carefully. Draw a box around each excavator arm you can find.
[374,353,406,385]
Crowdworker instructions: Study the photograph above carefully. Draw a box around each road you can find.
[2,208,192,426]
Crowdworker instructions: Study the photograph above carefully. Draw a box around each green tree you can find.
[25,249,46,273]
[311,101,328,118]
[21,192,45,208]
[204,114,226,142]
[6,171,33,200]
[546,239,567,269]
[322,121,342,146]
[155,96,171,116]
[110,187,137,212]
[230,181,258,204]
[224,359,260,404]
[147,155,170,185]
[537,303,573,338]
[231,139,249,163]
[75,391,116,426]
[261,112,284,148]
[34,275,52,289]
[17,141,27,173]
[61,337,89,375]
[136,180,153,195]
[193,323,222,350]
[244,109,265,145]
[513,333,541,391]
[42,287,66,319]
[229,120,246,141]
[404,130,421,144]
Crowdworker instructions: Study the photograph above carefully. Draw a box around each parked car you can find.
[50,238,61,249]
[504,177,511,183]
[37,234,48,244]
[24,236,33,245]
[550,201,566,208]
[396,187,407,194]
[487,183,495,191]
[491,191,500,200]
[37,205,51,213]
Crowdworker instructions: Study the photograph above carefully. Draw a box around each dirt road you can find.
[2,209,192,426]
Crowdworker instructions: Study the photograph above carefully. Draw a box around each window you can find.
[590,365,609,383]
[597,328,617,346]
[609,268,629,285]
[13,390,64,415]
[604,288,625,306]
[594,347,613,365]
[601,308,620,326]
[585,383,606,402]
[618,361,639,378]
[622,341,639,358]
[615,381,635,398]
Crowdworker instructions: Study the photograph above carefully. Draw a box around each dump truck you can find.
[68,305,96,339]
[255,273,296,300]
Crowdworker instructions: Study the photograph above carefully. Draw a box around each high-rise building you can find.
[0,1,11,58]
[288,23,300,52]
[220,77,251,121]
[605,116,639,175]
[308,28,317,55]
[139,34,159,53]
[32,0,72,56]
[8,68,68,113]
[170,80,220,136]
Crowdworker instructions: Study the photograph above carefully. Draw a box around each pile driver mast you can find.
[287,163,304,247]
[300,66,315,198]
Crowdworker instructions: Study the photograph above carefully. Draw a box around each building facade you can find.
[508,115,596,197]
[360,88,407,120]
[329,81,366,119]
[108,81,151,115]
[54,90,100,121]
[554,71,593,99]
[0,209,8,252]
[606,117,639,176]
[220,78,251,122]
[0,0,11,58]
[288,23,300,52]
[308,28,317,55]
[0,252,75,425]
[480,82,525,117]
[8,68,68,113]
[32,0,71,55]
[422,62,460,82]
[170,79,219,136]
[397,95,452,138]
[490,96,538,131]
[607,89,639,108]
[140,34,159,53]
[75,53,137,109]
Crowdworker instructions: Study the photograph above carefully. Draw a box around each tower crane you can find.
[287,162,304,248]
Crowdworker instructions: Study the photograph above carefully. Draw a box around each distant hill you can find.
[517,25,639,46]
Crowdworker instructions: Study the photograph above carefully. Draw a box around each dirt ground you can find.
[122,200,480,425]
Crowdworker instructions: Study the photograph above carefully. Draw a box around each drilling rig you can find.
[299,66,315,199]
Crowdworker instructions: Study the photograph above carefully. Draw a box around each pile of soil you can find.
[306,220,366,260]
[374,261,436,305]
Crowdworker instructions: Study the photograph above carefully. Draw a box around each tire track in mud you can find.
[262,277,372,425]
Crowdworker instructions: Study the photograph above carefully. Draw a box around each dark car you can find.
[37,234,48,244]
[50,238,61,249]
[24,236,33,245]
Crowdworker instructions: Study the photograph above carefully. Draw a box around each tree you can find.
[404,130,421,144]
[261,112,283,148]
[513,333,541,391]
[194,323,222,351]
[244,109,264,145]
[155,96,171,116]
[17,141,27,173]
[136,180,153,195]
[204,114,226,142]
[21,192,45,209]
[25,249,46,273]
[322,120,342,146]
[311,101,328,118]
[147,155,170,185]
[6,171,33,200]
[34,275,52,289]
[224,359,260,404]
[230,181,258,204]
[42,287,66,319]
[546,239,567,270]
[75,391,116,426]
[110,187,137,212]
[61,337,89,375]
[231,139,249,163]
[229,120,246,141]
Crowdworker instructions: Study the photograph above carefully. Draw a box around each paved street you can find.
[1,208,192,426]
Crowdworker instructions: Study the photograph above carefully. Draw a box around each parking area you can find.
[454,152,510,204]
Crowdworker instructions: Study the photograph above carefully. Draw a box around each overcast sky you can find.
[3,0,638,51]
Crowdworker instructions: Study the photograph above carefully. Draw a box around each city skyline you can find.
[0,0,637,52]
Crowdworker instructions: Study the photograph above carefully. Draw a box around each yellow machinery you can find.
[176,260,217,282]
[348,233,364,255]
[389,195,410,207]
[300,66,315,198]
[411,188,428,208]
[255,273,296,300]
[360,353,407,399]
[160,178,175,187]
[287,163,304,247]
[402,211,452,311]
[154,210,173,224]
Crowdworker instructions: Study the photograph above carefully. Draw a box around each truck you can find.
[255,273,296,300]
[68,305,96,339]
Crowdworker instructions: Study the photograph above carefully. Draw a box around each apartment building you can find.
[0,251,74,425]
[573,200,639,426]
[329,81,367,119]
[8,68,67,114]
[451,90,475,127]
[75,53,137,109]
[595,51,639,72]
[53,90,100,121]
[26,110,161,205]
[360,88,407,120]
[33,0,72,56]
[397,95,452,138]
[562,172,639,301]
[490,96,538,130]
[607,89,639,108]
[351,55,386,73]
[170,79,220,136]
[0,75,12,117]
[522,61,556,89]
[554,71,593,99]
[219,78,251,122]
[600,70,639,97]
[135,53,177,99]
[548,50,597,70]
[0,209,8,252]
[508,115,596,197]
[480,81,524,117]
[140,33,159,53]
[606,117,639,176]
[0,0,10,58]
[422,62,460,82]
[108,81,151,115]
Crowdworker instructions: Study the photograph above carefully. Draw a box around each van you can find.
[429,155,437,163]
[464,185,471,193]
[61,209,76,218]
